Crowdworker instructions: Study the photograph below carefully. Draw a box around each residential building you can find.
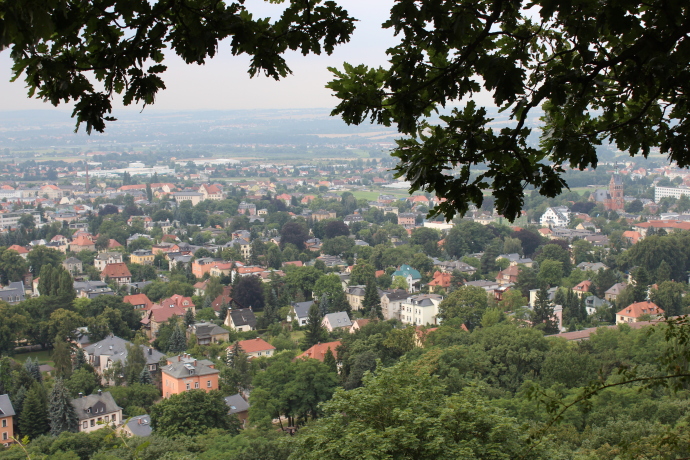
[72,391,123,433]
[391,264,422,292]
[496,265,520,286]
[224,394,250,428]
[585,295,610,315]
[322,312,353,332]
[297,341,342,362]
[0,282,26,305]
[399,294,443,326]
[0,211,41,229]
[199,184,223,201]
[577,262,608,272]
[224,308,257,331]
[101,263,132,285]
[397,213,416,227]
[0,394,15,446]
[616,301,664,324]
[287,301,313,326]
[63,257,83,275]
[380,289,411,321]
[349,319,371,333]
[605,282,628,302]
[232,338,276,359]
[95,252,124,271]
[141,295,195,338]
[83,335,165,384]
[123,293,153,311]
[7,245,29,259]
[540,206,571,227]
[227,238,251,261]
[654,185,690,202]
[161,354,220,398]
[130,250,155,265]
[345,286,367,311]
[187,322,229,345]
[434,260,476,275]
[572,280,593,297]
[121,415,152,437]
[237,201,256,216]
[70,234,96,252]
[427,271,451,290]
[172,191,204,206]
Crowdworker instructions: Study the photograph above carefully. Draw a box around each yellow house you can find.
[130,250,155,265]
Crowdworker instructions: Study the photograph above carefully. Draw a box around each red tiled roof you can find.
[617,301,664,318]
[297,341,341,362]
[236,338,276,354]
[573,280,593,292]
[101,263,131,278]
[8,244,28,254]
[123,293,152,308]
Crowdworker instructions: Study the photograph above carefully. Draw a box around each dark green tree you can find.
[363,280,382,320]
[52,336,73,380]
[302,303,326,349]
[168,325,187,355]
[183,308,196,328]
[139,365,154,385]
[532,286,559,334]
[150,390,240,438]
[49,378,78,436]
[19,382,49,439]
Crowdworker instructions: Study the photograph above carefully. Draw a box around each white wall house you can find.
[540,206,571,227]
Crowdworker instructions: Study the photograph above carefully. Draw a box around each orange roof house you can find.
[233,338,276,359]
[428,271,451,289]
[7,245,29,259]
[123,293,153,311]
[70,234,96,252]
[297,341,341,362]
[496,265,520,286]
[572,280,593,297]
[349,319,371,334]
[622,230,641,244]
[100,263,132,285]
[616,301,664,325]
[107,239,123,250]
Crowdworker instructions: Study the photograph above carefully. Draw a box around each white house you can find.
[399,294,443,326]
[540,206,571,227]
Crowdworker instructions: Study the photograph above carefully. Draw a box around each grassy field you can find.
[290,330,305,342]
[14,349,54,367]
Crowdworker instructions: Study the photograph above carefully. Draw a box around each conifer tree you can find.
[124,343,146,385]
[20,382,49,439]
[73,348,87,371]
[168,326,187,354]
[49,378,78,436]
[57,269,76,304]
[363,281,382,320]
[139,365,154,385]
[302,303,326,349]
[532,285,559,334]
[183,308,195,328]
[52,336,73,380]
[24,357,42,383]
[202,295,213,310]
[323,348,338,374]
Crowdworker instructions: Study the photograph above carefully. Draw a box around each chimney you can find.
[148,348,152,355]
[78,392,83,398]
[138,418,142,425]
[177,356,181,362]
[98,389,102,395]
[193,360,197,367]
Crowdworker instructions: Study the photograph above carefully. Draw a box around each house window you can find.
[207,380,212,388]
[112,414,116,422]
[90,420,95,427]
[1,420,5,428]
[2,433,7,440]
[258,352,262,356]
[195,382,200,389]
[186,383,190,390]
[105,416,109,422]
[83,421,88,429]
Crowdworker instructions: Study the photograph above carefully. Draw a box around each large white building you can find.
[654,186,690,202]
[540,206,570,227]
[399,294,443,326]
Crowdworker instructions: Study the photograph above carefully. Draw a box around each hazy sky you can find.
[0,0,404,115]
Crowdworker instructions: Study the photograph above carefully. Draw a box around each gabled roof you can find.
[229,308,257,328]
[573,280,593,292]
[123,293,152,309]
[290,301,314,319]
[71,392,122,421]
[125,414,152,437]
[323,312,352,328]
[392,264,421,280]
[101,263,131,278]
[225,394,250,414]
[605,282,627,295]
[0,394,16,417]
[8,244,29,254]
[162,355,219,378]
[297,341,342,362]
[190,322,228,339]
[617,301,664,318]
[236,337,275,354]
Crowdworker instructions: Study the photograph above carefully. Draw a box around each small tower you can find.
[85,163,90,193]
[607,174,624,211]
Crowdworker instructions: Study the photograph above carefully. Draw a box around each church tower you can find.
[607,174,624,211]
